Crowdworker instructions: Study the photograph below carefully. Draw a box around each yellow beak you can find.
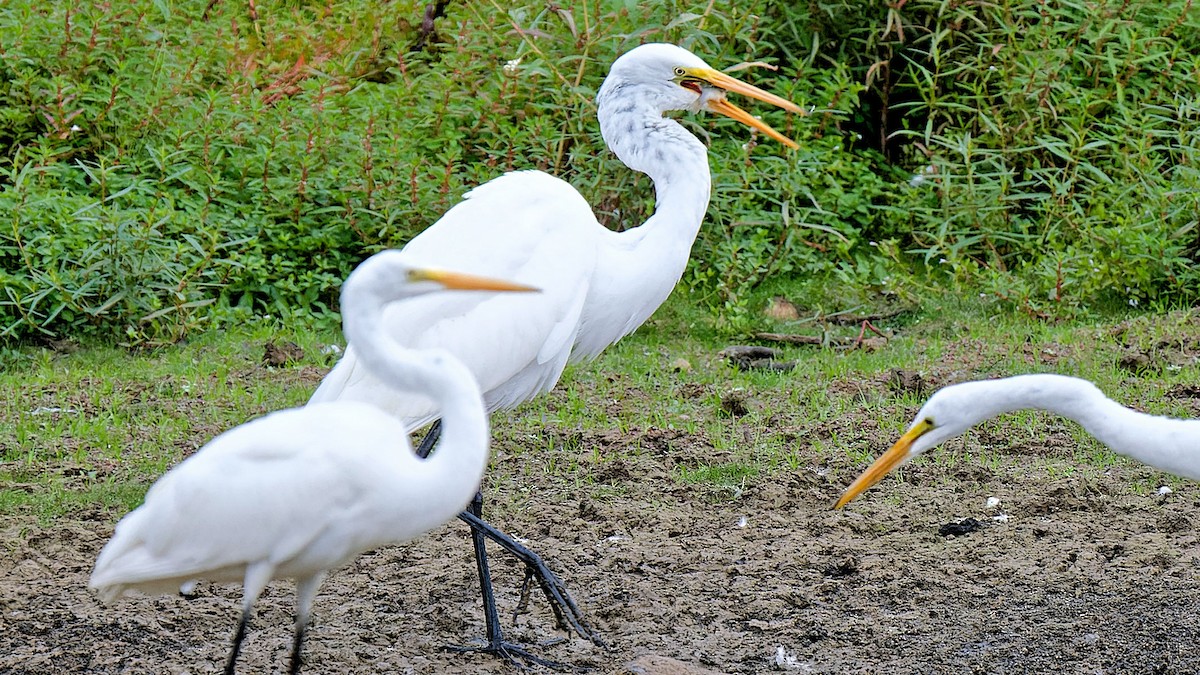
[412,269,541,293]
[685,67,803,149]
[833,419,933,509]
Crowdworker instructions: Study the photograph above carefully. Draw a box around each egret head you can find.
[342,250,539,311]
[833,379,1012,509]
[600,43,803,148]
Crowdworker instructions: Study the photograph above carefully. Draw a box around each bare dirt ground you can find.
[4,334,1200,674]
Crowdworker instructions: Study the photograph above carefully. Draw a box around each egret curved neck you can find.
[598,91,712,234]
[982,375,1200,482]
[1059,394,1200,482]
[341,272,489,489]
[580,88,712,354]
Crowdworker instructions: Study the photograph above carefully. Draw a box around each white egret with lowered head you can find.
[89,251,538,675]
[309,42,803,664]
[835,373,1200,509]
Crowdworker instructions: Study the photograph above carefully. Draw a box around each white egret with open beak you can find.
[310,43,804,667]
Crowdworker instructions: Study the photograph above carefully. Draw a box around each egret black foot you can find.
[459,511,606,647]
[514,558,605,648]
[446,638,591,672]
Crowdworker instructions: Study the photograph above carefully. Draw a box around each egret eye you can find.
[673,67,687,77]
[924,417,935,427]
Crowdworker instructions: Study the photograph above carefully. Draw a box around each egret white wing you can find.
[90,405,409,597]
[310,171,600,426]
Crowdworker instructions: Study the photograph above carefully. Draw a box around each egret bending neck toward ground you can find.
[90,251,536,675]
[835,374,1200,508]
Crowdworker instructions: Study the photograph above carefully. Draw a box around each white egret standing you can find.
[89,251,538,675]
[309,43,803,663]
[835,373,1200,509]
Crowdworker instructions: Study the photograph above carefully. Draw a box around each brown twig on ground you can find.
[823,307,909,326]
[852,319,888,348]
[752,333,826,346]
[753,330,890,352]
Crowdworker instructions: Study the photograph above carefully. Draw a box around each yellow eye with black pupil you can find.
[673,67,686,76]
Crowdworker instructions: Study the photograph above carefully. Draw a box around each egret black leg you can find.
[457,510,604,648]
[412,421,605,669]
[289,574,322,675]
[288,623,307,675]
[447,492,593,671]
[414,419,442,459]
[225,609,251,675]
[468,490,502,645]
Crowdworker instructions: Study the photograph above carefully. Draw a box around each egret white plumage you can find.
[835,374,1200,509]
[89,251,537,675]
[309,43,802,662]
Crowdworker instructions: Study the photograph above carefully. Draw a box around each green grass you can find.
[0,318,338,521]
[498,284,1197,502]
[2,284,1196,524]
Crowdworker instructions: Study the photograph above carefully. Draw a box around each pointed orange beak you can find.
[684,67,803,149]
[834,419,933,509]
[412,269,540,293]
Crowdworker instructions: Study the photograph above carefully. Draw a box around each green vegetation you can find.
[1,0,1196,344]
[3,293,1197,522]
[1,0,1196,520]
[0,319,327,518]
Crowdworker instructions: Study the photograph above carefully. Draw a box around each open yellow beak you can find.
[412,269,541,293]
[833,419,933,509]
[685,67,803,149]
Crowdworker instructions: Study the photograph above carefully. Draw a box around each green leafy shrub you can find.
[1,0,1196,344]
[771,0,1199,315]
[0,0,837,342]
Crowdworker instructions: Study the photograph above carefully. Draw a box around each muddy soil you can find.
[4,338,1200,674]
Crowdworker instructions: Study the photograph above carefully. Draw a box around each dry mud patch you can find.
[3,419,1200,674]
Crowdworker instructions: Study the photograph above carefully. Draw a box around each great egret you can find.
[309,43,802,661]
[89,251,537,675]
[835,374,1200,509]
